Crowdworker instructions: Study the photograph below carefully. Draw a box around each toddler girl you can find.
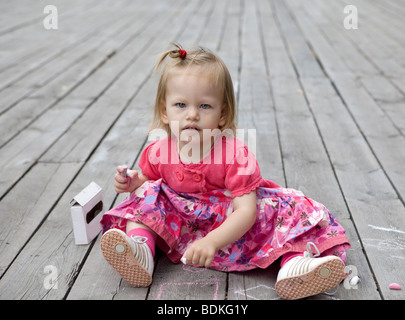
[100,43,350,300]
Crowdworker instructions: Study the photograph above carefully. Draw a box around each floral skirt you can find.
[100,179,350,272]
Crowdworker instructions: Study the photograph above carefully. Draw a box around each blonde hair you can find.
[151,43,237,135]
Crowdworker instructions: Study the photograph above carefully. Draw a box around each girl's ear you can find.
[160,102,169,124]
[219,105,227,127]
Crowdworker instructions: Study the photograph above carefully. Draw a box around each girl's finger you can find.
[116,165,128,177]
[204,256,214,268]
[191,250,200,266]
[115,172,127,184]
[182,249,194,265]
[198,255,206,267]
[127,170,138,179]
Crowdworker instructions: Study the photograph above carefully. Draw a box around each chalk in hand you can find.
[120,165,128,178]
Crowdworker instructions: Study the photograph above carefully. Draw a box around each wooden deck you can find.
[1,0,404,300]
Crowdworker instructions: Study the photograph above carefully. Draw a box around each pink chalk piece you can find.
[389,283,402,290]
[120,165,128,178]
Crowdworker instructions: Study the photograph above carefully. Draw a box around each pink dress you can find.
[100,136,350,271]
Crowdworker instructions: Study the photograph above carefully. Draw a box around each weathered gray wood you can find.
[0,0,118,109]
[0,162,82,277]
[284,0,404,299]
[148,256,227,300]
[267,0,380,300]
[308,0,405,204]
[317,0,405,132]
[0,97,90,197]
[0,9,142,146]
[1,0,404,300]
[0,1,156,197]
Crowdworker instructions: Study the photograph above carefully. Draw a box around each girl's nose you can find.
[186,105,200,121]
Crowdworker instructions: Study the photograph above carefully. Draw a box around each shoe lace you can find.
[303,242,320,258]
[130,235,148,244]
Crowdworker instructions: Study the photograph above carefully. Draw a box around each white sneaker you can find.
[275,242,345,300]
[100,228,154,287]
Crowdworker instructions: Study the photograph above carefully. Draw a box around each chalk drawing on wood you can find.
[156,279,223,300]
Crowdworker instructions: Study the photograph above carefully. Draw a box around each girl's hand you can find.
[181,237,218,268]
[180,191,257,268]
[114,165,141,194]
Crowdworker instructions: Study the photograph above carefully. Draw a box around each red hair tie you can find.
[179,49,187,59]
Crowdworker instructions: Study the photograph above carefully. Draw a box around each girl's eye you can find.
[200,104,210,109]
[176,102,186,108]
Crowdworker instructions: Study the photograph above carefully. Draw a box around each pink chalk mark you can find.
[156,279,221,300]
[182,264,207,273]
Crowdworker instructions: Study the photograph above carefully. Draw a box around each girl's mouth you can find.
[182,125,201,131]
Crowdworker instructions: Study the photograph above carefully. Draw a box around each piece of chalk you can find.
[120,165,128,178]
[349,276,361,286]
[389,283,402,290]
[181,257,187,265]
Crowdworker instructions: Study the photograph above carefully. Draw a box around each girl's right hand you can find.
[114,165,140,194]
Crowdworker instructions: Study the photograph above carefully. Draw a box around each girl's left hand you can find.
[181,237,218,268]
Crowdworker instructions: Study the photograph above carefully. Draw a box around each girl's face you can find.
[161,65,226,156]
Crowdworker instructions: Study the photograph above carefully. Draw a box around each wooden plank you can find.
[0,0,99,36]
[358,0,405,50]
[175,0,214,48]
[0,162,82,277]
[289,0,405,209]
[0,0,105,88]
[228,0,283,300]
[229,265,280,300]
[0,0,137,115]
[311,1,405,202]
[148,256,227,300]
[0,9,142,147]
[284,0,405,299]
[261,0,380,300]
[0,97,91,197]
[360,75,405,137]
[198,0,227,50]
[319,0,405,98]
[0,0,40,33]
[293,0,405,137]
[332,0,405,86]
[0,2,157,198]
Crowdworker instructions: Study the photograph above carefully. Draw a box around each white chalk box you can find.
[70,181,104,245]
